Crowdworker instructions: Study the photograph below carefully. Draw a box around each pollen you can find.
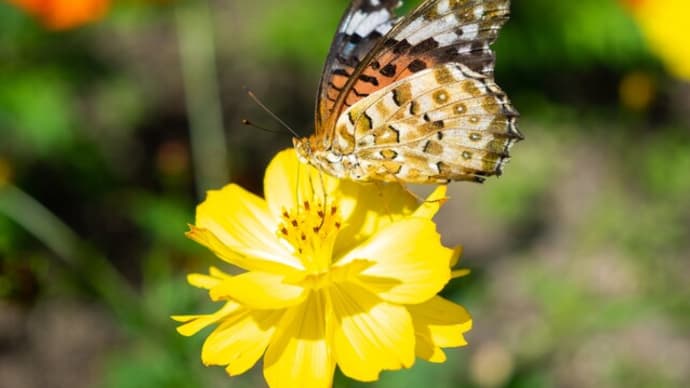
[277,199,342,272]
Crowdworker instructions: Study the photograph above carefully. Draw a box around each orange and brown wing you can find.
[317,0,511,142]
[315,0,401,136]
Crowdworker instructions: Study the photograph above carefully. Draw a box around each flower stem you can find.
[175,1,229,196]
[0,184,145,330]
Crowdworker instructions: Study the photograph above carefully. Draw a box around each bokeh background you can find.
[1,0,689,387]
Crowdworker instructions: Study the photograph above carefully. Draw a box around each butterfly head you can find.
[292,136,316,165]
[293,136,350,179]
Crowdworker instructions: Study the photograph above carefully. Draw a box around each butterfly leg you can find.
[389,174,447,205]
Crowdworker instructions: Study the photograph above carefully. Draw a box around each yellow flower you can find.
[173,149,471,388]
[623,0,690,80]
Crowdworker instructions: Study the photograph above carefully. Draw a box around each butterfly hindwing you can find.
[332,63,521,183]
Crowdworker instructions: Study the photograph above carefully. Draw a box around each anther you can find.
[300,233,306,241]
[317,210,325,218]
[304,201,310,210]
[331,206,337,215]
[280,227,288,235]
[291,220,298,227]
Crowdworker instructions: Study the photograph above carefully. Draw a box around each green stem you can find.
[0,184,145,330]
[175,1,229,196]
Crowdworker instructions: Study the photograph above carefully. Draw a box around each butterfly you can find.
[292,0,522,184]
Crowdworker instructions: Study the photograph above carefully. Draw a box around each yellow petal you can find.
[338,181,417,222]
[172,301,241,336]
[414,330,447,363]
[451,268,471,279]
[264,149,339,219]
[195,184,299,268]
[411,185,448,219]
[208,266,233,279]
[339,218,452,304]
[450,245,463,267]
[187,225,300,273]
[333,182,418,257]
[187,272,226,290]
[264,291,334,388]
[330,283,415,381]
[407,296,472,363]
[210,272,308,309]
[202,308,283,374]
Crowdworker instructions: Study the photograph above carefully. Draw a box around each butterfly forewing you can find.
[322,0,511,131]
[377,0,511,78]
[316,0,401,134]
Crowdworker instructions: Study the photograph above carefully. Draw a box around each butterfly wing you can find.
[332,62,522,183]
[306,0,519,183]
[319,0,511,135]
[315,0,402,135]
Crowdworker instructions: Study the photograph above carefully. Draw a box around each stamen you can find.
[275,200,342,272]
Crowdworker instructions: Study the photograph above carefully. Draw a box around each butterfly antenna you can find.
[241,119,288,134]
[243,86,301,138]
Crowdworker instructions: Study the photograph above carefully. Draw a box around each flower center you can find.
[277,199,342,273]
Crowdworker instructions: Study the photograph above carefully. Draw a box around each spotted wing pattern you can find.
[296,0,521,184]
[316,0,402,134]
[371,0,510,79]
[331,62,521,183]
[320,0,511,131]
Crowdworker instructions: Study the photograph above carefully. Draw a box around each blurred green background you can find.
[1,0,689,387]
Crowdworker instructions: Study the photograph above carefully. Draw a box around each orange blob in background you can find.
[8,0,110,30]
